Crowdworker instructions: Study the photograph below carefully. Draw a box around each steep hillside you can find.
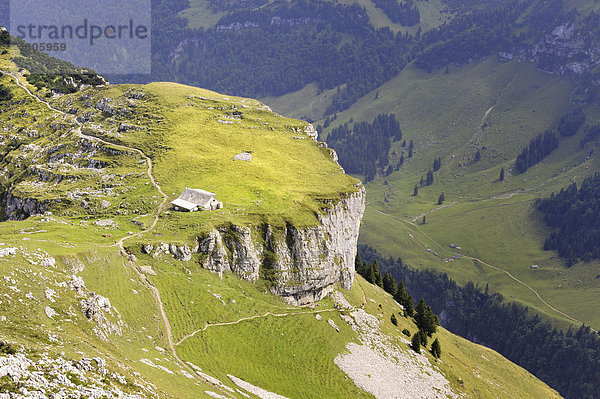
[314,55,600,329]
[0,41,562,398]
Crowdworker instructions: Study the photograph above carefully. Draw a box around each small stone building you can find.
[171,188,223,212]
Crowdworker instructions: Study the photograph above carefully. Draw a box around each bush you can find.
[402,328,411,337]
[391,313,398,326]
[0,341,16,355]
[0,84,13,102]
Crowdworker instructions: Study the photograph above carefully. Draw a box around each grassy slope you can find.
[316,56,600,329]
[180,0,227,29]
[49,81,360,247]
[342,0,453,34]
[0,214,561,398]
[0,219,218,398]
[355,277,561,399]
[262,82,342,122]
[142,82,359,240]
[564,0,600,14]
[149,257,562,399]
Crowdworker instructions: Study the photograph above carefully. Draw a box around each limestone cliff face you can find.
[144,187,365,305]
[3,192,49,221]
[200,188,365,305]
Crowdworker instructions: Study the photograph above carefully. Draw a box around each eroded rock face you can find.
[3,192,49,221]
[198,225,262,281]
[143,243,195,262]
[195,187,365,305]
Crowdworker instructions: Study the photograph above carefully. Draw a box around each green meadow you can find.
[264,56,600,330]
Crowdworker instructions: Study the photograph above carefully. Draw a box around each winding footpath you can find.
[176,308,338,346]
[375,208,588,327]
[3,71,243,396]
[410,202,457,222]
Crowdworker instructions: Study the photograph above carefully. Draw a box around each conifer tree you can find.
[405,294,415,317]
[374,260,383,288]
[397,154,404,170]
[383,272,398,295]
[411,332,421,353]
[355,252,365,277]
[394,280,409,305]
[426,170,434,186]
[500,167,505,181]
[367,264,376,284]
[415,298,439,337]
[393,281,415,317]
[437,192,445,205]
[413,184,418,196]
[431,338,441,359]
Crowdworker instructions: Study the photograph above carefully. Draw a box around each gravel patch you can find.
[331,291,352,309]
[335,309,460,399]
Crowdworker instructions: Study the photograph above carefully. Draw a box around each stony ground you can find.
[0,351,145,399]
[334,304,459,399]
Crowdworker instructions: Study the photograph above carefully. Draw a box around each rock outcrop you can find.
[196,187,365,305]
[142,186,365,305]
[529,21,600,78]
[3,192,49,221]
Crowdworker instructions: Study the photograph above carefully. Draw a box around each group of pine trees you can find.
[327,113,402,182]
[536,173,600,266]
[557,108,586,137]
[515,108,588,174]
[371,0,420,26]
[515,130,559,173]
[410,298,441,357]
[359,244,600,399]
[413,157,443,199]
[355,253,441,359]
